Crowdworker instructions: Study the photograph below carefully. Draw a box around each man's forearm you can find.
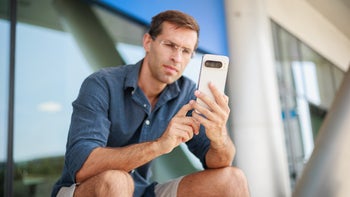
[205,136,236,169]
[76,140,164,183]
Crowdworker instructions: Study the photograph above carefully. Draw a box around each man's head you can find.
[148,10,200,50]
[141,10,200,87]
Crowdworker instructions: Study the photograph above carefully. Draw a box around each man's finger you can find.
[175,103,193,117]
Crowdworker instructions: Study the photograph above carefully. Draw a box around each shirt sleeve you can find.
[64,73,111,182]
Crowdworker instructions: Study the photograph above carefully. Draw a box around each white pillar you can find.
[224,0,291,196]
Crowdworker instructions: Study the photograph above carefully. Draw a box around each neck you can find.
[139,82,164,108]
[138,64,166,109]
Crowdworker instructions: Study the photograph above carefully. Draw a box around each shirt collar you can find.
[124,60,142,90]
[124,59,180,100]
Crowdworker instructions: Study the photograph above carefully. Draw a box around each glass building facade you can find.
[271,22,344,187]
[0,0,345,196]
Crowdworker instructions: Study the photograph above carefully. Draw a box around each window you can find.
[271,21,344,188]
[12,22,92,196]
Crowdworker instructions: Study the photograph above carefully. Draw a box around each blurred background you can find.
[1,0,349,196]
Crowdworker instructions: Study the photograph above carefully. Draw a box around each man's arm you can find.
[205,128,235,168]
[76,141,162,183]
[76,103,199,183]
[191,82,235,168]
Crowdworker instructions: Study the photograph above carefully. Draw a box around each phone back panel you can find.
[197,54,229,109]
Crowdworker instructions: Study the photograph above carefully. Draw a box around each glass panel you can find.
[13,21,92,196]
[271,22,305,187]
[299,43,345,138]
[271,21,345,189]
[0,18,10,197]
[300,44,334,108]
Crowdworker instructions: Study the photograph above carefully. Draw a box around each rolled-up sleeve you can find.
[65,73,111,182]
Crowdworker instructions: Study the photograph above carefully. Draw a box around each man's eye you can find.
[165,43,176,49]
[183,49,191,54]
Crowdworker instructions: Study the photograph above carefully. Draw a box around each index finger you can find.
[208,82,227,105]
[175,103,194,117]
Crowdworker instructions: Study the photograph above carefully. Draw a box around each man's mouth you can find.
[163,65,178,74]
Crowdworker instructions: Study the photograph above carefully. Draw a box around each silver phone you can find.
[196,54,229,109]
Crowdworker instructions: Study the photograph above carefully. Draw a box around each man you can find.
[52,10,250,197]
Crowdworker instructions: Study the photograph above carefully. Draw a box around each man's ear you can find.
[143,33,152,52]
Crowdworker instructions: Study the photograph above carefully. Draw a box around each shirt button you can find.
[131,90,135,95]
[145,120,150,125]
[143,104,147,108]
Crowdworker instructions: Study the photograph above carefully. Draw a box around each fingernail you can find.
[195,90,200,96]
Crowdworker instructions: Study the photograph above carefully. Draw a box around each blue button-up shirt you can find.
[52,60,210,197]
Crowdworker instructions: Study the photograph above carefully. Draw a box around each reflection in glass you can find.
[12,22,92,196]
[271,21,345,188]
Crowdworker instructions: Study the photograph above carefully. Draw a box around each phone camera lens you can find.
[205,60,222,68]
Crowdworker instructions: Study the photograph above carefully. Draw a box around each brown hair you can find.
[148,10,200,49]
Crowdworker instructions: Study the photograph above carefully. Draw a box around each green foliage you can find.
[0,156,65,197]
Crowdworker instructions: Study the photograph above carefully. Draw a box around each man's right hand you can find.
[157,102,200,154]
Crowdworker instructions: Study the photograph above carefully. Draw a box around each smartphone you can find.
[196,54,229,109]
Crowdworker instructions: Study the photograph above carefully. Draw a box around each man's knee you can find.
[222,167,247,182]
[95,170,134,195]
[220,167,250,196]
[74,170,134,197]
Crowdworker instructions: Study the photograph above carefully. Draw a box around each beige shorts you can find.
[154,176,183,197]
[56,184,76,197]
[56,176,183,197]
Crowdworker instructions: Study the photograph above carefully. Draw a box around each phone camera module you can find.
[205,60,222,68]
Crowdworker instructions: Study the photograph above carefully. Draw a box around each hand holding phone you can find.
[196,54,229,109]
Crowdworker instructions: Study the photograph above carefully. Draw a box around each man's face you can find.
[144,22,198,85]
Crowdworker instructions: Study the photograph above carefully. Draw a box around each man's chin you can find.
[159,75,177,84]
